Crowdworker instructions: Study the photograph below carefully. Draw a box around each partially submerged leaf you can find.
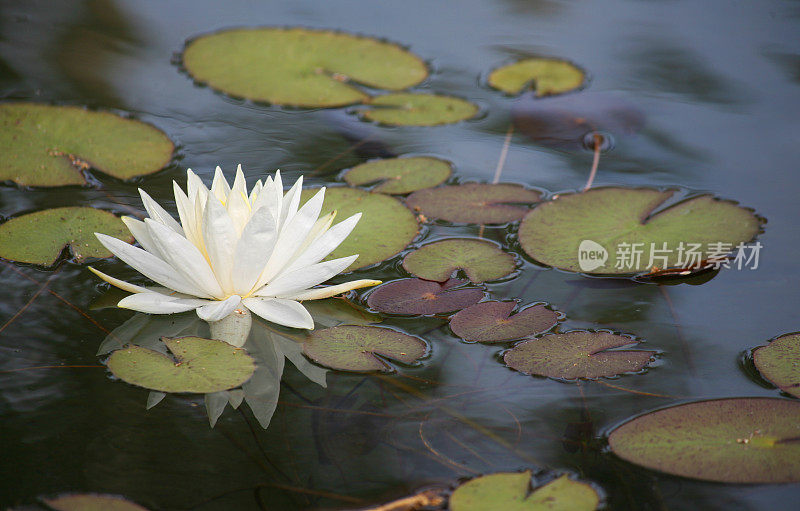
[303,325,427,372]
[406,183,541,224]
[504,331,656,379]
[488,58,585,96]
[0,207,132,266]
[450,301,558,342]
[403,238,515,283]
[608,398,800,483]
[367,278,483,315]
[753,333,800,398]
[44,494,150,511]
[359,93,478,126]
[344,156,452,194]
[304,297,382,328]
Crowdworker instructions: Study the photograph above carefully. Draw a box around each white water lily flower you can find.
[90,165,380,330]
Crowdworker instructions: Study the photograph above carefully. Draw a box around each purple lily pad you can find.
[450,301,558,342]
[406,183,541,224]
[366,278,483,315]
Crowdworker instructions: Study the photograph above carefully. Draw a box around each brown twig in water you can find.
[582,132,603,191]
[0,268,60,334]
[357,488,447,511]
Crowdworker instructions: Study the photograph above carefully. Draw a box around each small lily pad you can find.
[450,471,600,511]
[406,183,541,224]
[343,156,452,194]
[183,27,427,108]
[359,93,479,126]
[608,398,800,483]
[518,187,763,275]
[106,336,256,393]
[753,333,800,398]
[0,103,173,187]
[0,207,132,266]
[303,325,427,372]
[488,58,586,96]
[450,301,558,342]
[44,494,149,511]
[367,278,483,315]
[403,238,515,283]
[504,331,656,379]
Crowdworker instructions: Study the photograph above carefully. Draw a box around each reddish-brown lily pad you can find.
[403,239,515,283]
[450,301,558,342]
[303,325,428,372]
[753,333,800,398]
[406,183,541,224]
[367,278,483,315]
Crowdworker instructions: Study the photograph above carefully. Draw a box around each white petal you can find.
[138,189,183,234]
[196,295,242,322]
[242,297,314,329]
[118,292,209,314]
[232,206,277,293]
[202,195,237,294]
[285,213,360,273]
[230,164,247,200]
[290,279,382,300]
[173,181,204,250]
[211,166,231,204]
[88,266,149,294]
[121,216,162,257]
[226,186,252,235]
[279,175,303,227]
[254,255,358,298]
[187,169,210,211]
[249,179,263,204]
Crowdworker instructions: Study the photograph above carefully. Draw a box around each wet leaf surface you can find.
[303,325,427,372]
[359,93,478,126]
[403,238,515,283]
[608,398,800,483]
[489,58,585,96]
[44,493,150,511]
[449,301,558,342]
[753,333,800,398]
[406,183,541,224]
[343,156,451,194]
[367,278,483,315]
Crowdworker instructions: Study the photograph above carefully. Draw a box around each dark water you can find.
[1,0,799,509]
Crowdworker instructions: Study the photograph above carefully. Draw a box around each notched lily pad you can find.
[367,278,483,315]
[106,336,256,393]
[359,93,479,126]
[450,301,558,342]
[0,103,173,187]
[406,183,541,224]
[488,58,586,96]
[450,471,600,511]
[0,207,132,266]
[403,238,515,283]
[303,325,427,372]
[608,398,800,483]
[343,156,452,194]
[504,331,656,379]
[183,27,428,108]
[44,493,149,511]
[753,333,800,398]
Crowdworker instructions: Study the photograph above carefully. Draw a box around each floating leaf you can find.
[518,188,762,275]
[367,278,483,315]
[488,58,585,96]
[359,93,478,126]
[450,302,558,342]
[753,333,800,398]
[504,331,656,379]
[0,103,173,187]
[406,183,541,224]
[44,493,149,511]
[304,297,382,328]
[343,156,452,194]
[0,207,132,266]
[303,325,427,372]
[403,239,515,283]
[450,471,600,511]
[106,336,256,393]
[608,398,800,483]
[301,187,418,271]
[182,27,427,108]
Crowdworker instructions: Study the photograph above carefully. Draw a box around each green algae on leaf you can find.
[44,493,150,511]
[403,238,515,283]
[488,58,585,96]
[303,325,427,372]
[0,207,132,266]
[182,27,427,108]
[406,183,541,224]
[608,398,800,483]
[753,333,800,398]
[359,93,478,126]
[0,103,173,187]
[450,301,558,342]
[343,156,452,194]
[367,278,483,315]
[504,331,656,379]
[106,336,256,393]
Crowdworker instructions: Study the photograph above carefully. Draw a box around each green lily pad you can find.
[406,183,541,224]
[608,398,800,483]
[488,58,586,96]
[303,325,427,372]
[0,207,132,266]
[753,333,800,398]
[367,278,483,315]
[44,494,149,511]
[504,331,656,379]
[450,301,558,342]
[359,93,479,126]
[0,103,173,187]
[403,239,515,283]
[301,187,418,271]
[450,471,600,511]
[518,188,763,275]
[343,156,452,194]
[182,27,427,108]
[106,336,256,393]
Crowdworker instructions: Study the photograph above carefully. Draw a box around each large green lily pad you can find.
[367,278,483,315]
[44,494,149,511]
[106,336,256,393]
[504,331,656,379]
[403,238,515,283]
[0,103,173,187]
[608,398,800,483]
[343,157,452,194]
[450,471,600,511]
[753,333,800,398]
[0,207,132,266]
[449,301,558,342]
[488,58,586,96]
[518,188,763,275]
[182,27,427,108]
[359,93,478,126]
[301,187,418,271]
[406,183,541,224]
[303,325,427,372]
